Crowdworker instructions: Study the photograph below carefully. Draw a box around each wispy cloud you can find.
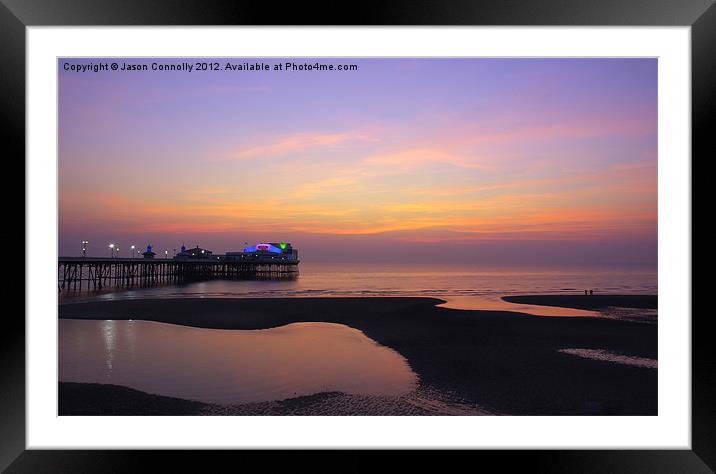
[231,131,370,160]
[362,148,488,170]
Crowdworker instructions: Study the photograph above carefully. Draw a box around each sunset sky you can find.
[58,58,657,265]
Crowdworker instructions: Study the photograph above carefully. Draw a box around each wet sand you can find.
[58,382,479,416]
[59,296,658,415]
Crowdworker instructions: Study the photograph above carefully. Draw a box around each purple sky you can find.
[58,58,657,265]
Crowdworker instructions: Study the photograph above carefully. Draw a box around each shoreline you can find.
[59,295,658,416]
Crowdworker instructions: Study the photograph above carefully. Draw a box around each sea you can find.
[58,261,657,318]
[59,261,656,300]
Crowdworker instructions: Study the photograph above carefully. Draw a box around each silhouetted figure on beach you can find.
[589,289,594,295]
[584,290,588,295]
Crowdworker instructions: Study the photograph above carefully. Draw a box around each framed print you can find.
[3,0,713,471]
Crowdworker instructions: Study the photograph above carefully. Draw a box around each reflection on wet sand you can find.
[59,319,417,404]
[437,295,600,317]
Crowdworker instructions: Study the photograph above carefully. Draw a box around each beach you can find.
[59,295,657,416]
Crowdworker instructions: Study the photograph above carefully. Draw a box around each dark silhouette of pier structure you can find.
[58,256,299,292]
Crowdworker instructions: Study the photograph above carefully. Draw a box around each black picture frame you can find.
[2,0,711,471]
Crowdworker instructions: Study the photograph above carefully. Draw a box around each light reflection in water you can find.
[60,319,418,404]
[125,319,137,364]
[101,320,115,376]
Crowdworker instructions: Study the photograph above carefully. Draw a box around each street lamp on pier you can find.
[81,240,89,258]
[108,243,115,258]
[131,245,135,259]
[165,250,169,259]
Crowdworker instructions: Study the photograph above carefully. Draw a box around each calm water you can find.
[59,319,418,404]
[60,262,657,317]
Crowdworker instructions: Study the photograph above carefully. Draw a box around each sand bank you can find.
[502,294,657,310]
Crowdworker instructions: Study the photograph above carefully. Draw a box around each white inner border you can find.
[27,27,691,449]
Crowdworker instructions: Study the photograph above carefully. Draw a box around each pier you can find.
[58,256,299,292]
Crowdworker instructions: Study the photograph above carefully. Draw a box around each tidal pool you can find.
[59,319,418,404]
